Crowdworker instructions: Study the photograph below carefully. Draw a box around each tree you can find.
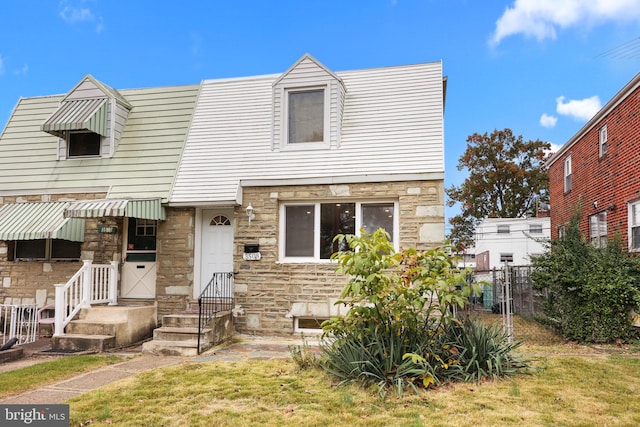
[446,128,550,250]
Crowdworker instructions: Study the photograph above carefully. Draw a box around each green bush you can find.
[531,215,640,343]
[320,229,525,396]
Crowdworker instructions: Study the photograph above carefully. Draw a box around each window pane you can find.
[529,224,543,233]
[68,132,101,157]
[285,205,315,257]
[361,203,394,242]
[497,225,510,234]
[127,218,157,251]
[288,89,324,143]
[15,240,46,259]
[632,226,640,249]
[320,203,355,259]
[51,239,81,259]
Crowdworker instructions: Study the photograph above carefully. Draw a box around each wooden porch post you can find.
[53,283,65,337]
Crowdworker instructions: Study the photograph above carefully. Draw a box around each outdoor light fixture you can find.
[246,204,255,224]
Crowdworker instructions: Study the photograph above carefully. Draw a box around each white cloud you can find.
[59,4,94,24]
[556,95,602,121]
[540,113,558,128]
[491,0,640,45]
[544,142,562,157]
[0,55,4,76]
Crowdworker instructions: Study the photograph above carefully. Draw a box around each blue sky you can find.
[1,1,639,231]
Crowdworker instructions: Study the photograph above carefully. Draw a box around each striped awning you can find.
[0,202,85,242]
[41,98,108,138]
[65,198,166,220]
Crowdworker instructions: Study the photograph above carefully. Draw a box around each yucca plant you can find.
[444,316,528,382]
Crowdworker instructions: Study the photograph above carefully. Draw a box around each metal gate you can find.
[1,304,38,346]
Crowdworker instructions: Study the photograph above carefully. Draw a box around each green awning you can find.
[41,98,108,138]
[0,202,85,242]
[65,198,166,220]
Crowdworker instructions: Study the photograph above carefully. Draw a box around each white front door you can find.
[198,209,234,297]
[121,218,157,299]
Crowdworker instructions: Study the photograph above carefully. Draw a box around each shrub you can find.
[320,229,525,396]
[531,214,640,343]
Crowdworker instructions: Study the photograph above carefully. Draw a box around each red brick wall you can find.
[549,88,640,247]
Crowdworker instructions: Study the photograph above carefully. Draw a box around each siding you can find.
[0,84,199,201]
[171,61,445,204]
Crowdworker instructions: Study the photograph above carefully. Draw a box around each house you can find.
[0,75,200,348]
[547,72,640,248]
[474,217,550,271]
[169,54,447,335]
[0,54,446,349]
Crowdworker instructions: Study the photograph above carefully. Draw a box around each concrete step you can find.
[162,314,200,328]
[52,334,116,352]
[66,320,126,336]
[142,339,204,357]
[152,326,211,342]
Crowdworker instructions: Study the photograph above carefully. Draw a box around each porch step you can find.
[52,334,116,352]
[162,314,200,328]
[153,326,212,342]
[142,339,202,357]
[66,319,127,337]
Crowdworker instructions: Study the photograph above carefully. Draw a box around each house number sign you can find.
[243,252,261,261]
[242,252,262,261]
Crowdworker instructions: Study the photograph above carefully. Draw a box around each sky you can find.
[1,0,639,232]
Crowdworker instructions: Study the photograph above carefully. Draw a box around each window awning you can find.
[0,202,85,242]
[65,198,166,220]
[41,98,109,138]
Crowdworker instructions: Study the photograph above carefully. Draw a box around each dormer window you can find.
[272,54,345,151]
[41,75,132,160]
[68,131,102,157]
[287,88,326,144]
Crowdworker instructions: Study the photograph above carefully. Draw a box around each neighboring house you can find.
[547,72,640,249]
[0,75,199,315]
[169,54,447,335]
[474,217,550,271]
[0,54,446,341]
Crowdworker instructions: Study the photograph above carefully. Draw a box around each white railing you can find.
[53,260,118,337]
[1,304,38,346]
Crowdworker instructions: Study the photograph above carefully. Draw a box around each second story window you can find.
[564,155,572,192]
[529,223,543,234]
[589,212,607,248]
[287,88,326,144]
[599,124,608,157]
[497,224,510,234]
[68,131,101,158]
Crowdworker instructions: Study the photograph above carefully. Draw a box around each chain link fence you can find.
[467,266,559,345]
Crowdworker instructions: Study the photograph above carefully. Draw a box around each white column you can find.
[108,261,119,305]
[53,283,65,337]
[80,260,93,308]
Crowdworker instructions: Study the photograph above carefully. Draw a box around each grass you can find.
[66,355,640,426]
[5,316,640,426]
[0,354,124,398]
[65,316,640,427]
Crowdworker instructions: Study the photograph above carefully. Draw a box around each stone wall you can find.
[155,207,196,319]
[232,179,445,335]
[0,192,119,307]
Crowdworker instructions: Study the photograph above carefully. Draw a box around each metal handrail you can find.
[197,272,234,354]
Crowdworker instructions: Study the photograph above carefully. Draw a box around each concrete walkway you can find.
[0,334,319,404]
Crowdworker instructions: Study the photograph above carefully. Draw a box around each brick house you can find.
[547,72,640,248]
[0,54,446,348]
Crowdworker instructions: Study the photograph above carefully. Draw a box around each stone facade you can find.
[231,179,445,335]
[0,192,121,307]
[155,207,196,318]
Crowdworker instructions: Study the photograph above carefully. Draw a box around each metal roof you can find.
[0,202,85,242]
[65,198,166,220]
[41,98,108,138]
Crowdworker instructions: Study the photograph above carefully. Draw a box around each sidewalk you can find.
[0,334,319,404]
